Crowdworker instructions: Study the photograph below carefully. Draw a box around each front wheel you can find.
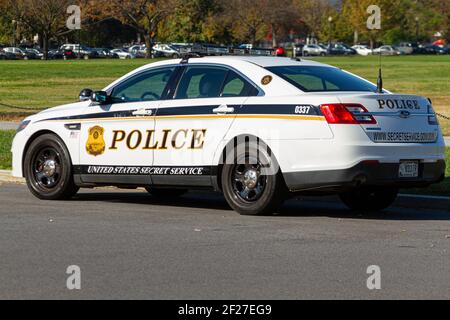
[24,134,79,200]
[339,187,398,211]
[221,142,287,215]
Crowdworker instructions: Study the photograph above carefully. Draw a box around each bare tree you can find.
[100,0,175,58]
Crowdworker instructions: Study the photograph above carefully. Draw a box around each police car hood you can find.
[29,101,91,122]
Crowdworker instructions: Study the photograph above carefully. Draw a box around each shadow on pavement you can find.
[71,189,450,221]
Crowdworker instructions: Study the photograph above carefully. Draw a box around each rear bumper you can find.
[283,160,446,192]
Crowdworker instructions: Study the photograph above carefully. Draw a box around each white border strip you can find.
[399,193,450,201]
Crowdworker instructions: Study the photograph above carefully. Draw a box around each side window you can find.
[175,66,228,99]
[221,71,258,97]
[112,67,175,103]
[286,73,325,91]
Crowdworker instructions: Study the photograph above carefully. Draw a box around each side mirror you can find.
[79,88,93,102]
[91,91,110,104]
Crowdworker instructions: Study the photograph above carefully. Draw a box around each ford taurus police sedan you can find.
[11,56,446,215]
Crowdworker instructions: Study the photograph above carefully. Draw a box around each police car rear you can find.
[267,63,445,211]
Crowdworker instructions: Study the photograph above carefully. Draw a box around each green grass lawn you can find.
[0,59,156,115]
[0,130,15,170]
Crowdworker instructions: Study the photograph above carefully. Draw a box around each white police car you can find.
[11,56,446,215]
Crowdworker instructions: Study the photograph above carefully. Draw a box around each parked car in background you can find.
[129,45,147,58]
[373,45,402,55]
[47,49,64,60]
[339,43,357,55]
[152,43,181,58]
[424,45,449,55]
[324,43,349,55]
[302,44,327,56]
[293,43,305,57]
[352,45,373,56]
[0,49,17,60]
[3,47,31,59]
[60,44,98,59]
[395,42,414,55]
[93,48,110,58]
[24,48,44,59]
[110,48,136,59]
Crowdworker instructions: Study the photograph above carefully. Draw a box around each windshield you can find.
[266,66,377,92]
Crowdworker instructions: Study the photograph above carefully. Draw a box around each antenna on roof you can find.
[376,50,383,93]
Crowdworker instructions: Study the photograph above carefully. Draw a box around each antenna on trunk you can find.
[377,50,383,93]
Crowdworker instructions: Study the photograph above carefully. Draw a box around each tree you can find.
[294,0,333,41]
[226,0,268,46]
[4,0,79,59]
[262,0,298,47]
[102,0,175,58]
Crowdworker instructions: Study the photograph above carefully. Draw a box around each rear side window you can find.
[266,66,377,92]
[175,66,259,99]
[221,71,259,97]
[175,66,228,99]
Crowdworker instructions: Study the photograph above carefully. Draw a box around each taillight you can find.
[320,104,376,124]
[427,105,438,125]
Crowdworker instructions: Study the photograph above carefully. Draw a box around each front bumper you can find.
[283,160,446,192]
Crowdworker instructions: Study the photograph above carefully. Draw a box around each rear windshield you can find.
[266,66,377,92]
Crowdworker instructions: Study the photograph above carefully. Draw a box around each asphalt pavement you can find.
[0,182,448,299]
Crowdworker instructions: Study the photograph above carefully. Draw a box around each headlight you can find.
[16,120,31,133]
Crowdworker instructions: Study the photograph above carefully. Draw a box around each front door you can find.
[78,66,176,185]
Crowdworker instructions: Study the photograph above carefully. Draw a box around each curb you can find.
[0,170,24,184]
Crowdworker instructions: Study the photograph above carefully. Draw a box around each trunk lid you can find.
[336,93,439,143]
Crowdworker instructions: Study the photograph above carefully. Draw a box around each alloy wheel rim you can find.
[231,159,267,202]
[33,147,62,189]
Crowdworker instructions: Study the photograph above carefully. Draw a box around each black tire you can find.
[339,187,398,211]
[221,141,287,215]
[24,134,79,200]
[145,187,187,198]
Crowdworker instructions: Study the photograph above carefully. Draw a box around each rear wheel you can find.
[24,134,79,200]
[145,187,187,198]
[339,187,398,211]
[221,142,287,215]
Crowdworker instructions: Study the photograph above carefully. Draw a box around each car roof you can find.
[151,56,331,68]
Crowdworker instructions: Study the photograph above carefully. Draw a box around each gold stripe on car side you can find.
[52,114,325,122]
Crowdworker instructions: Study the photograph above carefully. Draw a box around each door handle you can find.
[132,109,153,116]
[213,104,235,114]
